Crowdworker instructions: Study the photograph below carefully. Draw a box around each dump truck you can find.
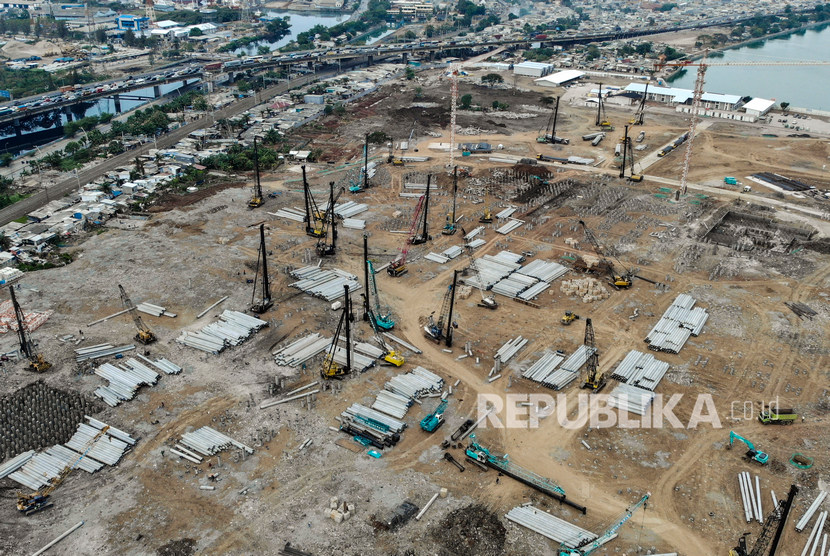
[724,176,738,185]
[758,406,798,425]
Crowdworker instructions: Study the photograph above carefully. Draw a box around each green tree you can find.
[334,104,346,116]
[324,104,333,115]
[635,42,652,56]
[405,66,415,80]
[460,94,472,109]
[481,73,504,87]
[64,141,81,154]
[586,45,600,61]
[414,86,423,98]
[123,28,136,46]
[780,101,790,112]
[404,30,416,39]
[258,45,271,56]
[189,27,203,37]
[425,25,435,38]
[95,28,107,43]
[108,141,125,155]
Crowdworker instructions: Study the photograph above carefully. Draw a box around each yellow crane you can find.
[119,284,156,344]
[9,286,50,372]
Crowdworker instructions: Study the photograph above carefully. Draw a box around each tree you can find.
[460,94,472,109]
[64,141,81,155]
[334,104,346,116]
[586,45,600,61]
[481,73,504,87]
[95,28,107,44]
[189,27,203,37]
[123,28,136,46]
[540,96,555,105]
[414,86,423,98]
[324,104,333,115]
[635,42,652,56]
[780,101,790,112]
[108,141,125,155]
[425,25,435,38]
[257,45,271,56]
[404,30,416,39]
[405,66,415,80]
[193,96,209,111]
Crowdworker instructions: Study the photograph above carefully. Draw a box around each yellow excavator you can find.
[18,426,110,515]
[561,311,579,325]
[9,286,51,373]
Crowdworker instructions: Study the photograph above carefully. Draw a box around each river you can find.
[668,23,830,111]
[234,11,348,54]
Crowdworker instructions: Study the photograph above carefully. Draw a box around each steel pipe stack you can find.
[505,505,597,548]
[290,266,362,301]
[609,350,671,391]
[645,293,709,354]
[495,336,528,364]
[179,426,254,457]
[522,351,565,383]
[273,334,332,367]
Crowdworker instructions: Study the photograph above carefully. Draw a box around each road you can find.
[0,72,332,227]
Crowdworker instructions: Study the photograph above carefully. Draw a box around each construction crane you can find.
[459,236,497,309]
[316,182,339,257]
[8,287,50,372]
[411,174,432,245]
[537,96,569,144]
[302,166,325,238]
[17,426,110,515]
[728,431,769,465]
[730,485,797,556]
[366,310,404,367]
[578,220,632,289]
[321,285,352,380]
[448,63,459,169]
[350,133,371,193]
[652,56,830,196]
[559,493,649,555]
[442,166,459,235]
[247,136,264,208]
[363,235,394,330]
[250,223,273,314]
[387,194,424,277]
[467,435,586,512]
[581,318,605,392]
[424,270,458,347]
[595,84,613,130]
[118,284,156,345]
[420,398,448,432]
[619,125,643,182]
[479,185,493,223]
[629,82,649,125]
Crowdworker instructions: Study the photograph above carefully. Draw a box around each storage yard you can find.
[2,67,830,556]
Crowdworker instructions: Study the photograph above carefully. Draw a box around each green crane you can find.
[728,431,769,465]
[559,493,649,555]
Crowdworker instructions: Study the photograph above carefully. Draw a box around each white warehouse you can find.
[513,61,555,78]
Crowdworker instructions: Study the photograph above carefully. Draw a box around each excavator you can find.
[559,493,649,555]
[247,136,264,208]
[728,431,769,465]
[424,270,458,347]
[578,220,633,289]
[321,285,352,380]
[582,318,605,392]
[442,167,459,236]
[118,284,156,345]
[730,485,797,556]
[479,185,493,223]
[9,287,50,372]
[420,399,448,432]
[18,426,110,515]
[561,311,579,325]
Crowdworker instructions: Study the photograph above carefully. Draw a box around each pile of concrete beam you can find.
[496,336,528,364]
[330,344,376,372]
[521,351,566,384]
[339,404,404,449]
[178,426,254,458]
[737,472,766,524]
[560,278,610,304]
[384,366,444,399]
[796,491,828,532]
[371,390,415,419]
[4,417,136,491]
[609,350,670,391]
[529,345,596,390]
[290,266,362,301]
[517,259,569,283]
[607,383,655,415]
[137,355,182,375]
[342,218,366,230]
[74,344,136,362]
[177,310,267,353]
[645,293,709,353]
[505,505,597,548]
[136,302,176,318]
[93,359,161,407]
[273,333,331,367]
[467,252,568,301]
[495,207,516,219]
[270,207,305,222]
[496,218,525,235]
[324,200,369,219]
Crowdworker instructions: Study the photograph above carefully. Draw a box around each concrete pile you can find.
[177,310,268,354]
[559,278,610,303]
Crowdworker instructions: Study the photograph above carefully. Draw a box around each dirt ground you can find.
[2,67,830,556]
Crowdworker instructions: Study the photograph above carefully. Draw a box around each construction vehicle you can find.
[17,426,110,515]
[467,435,586,513]
[442,167,459,235]
[364,235,394,329]
[350,134,371,193]
[420,399,448,432]
[578,221,633,289]
[410,174,432,245]
[582,318,605,392]
[424,270,458,347]
[758,404,798,425]
[321,285,352,380]
[629,82,649,125]
[479,184,493,223]
[558,493,649,555]
[728,431,769,465]
[730,484,798,556]
[302,166,326,238]
[247,136,264,208]
[561,311,579,325]
[367,314,404,367]
[316,182,339,257]
[8,287,50,372]
[387,194,425,277]
[459,238,497,309]
[537,96,569,144]
[250,223,273,314]
[619,125,643,182]
[595,84,614,130]
[724,176,738,185]
[118,284,156,345]
[387,138,405,166]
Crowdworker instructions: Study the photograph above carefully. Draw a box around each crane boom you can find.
[578,220,632,289]
[247,136,264,208]
[321,285,352,379]
[9,287,51,372]
[118,284,156,344]
[388,194,425,277]
[561,493,649,555]
[250,223,273,314]
[302,165,325,238]
[582,318,604,391]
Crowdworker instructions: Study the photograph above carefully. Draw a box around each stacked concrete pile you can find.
[559,278,610,303]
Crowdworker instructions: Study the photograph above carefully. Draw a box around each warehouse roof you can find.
[742,97,776,113]
[535,69,585,85]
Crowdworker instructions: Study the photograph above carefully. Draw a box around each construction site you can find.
[2,62,830,556]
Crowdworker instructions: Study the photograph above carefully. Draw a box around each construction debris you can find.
[560,278,611,303]
[0,299,52,334]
